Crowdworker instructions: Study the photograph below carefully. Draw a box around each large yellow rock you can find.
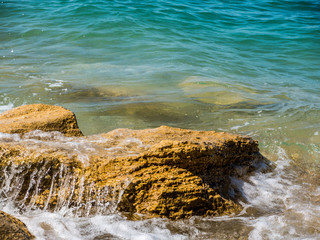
[0,105,268,220]
[0,210,34,240]
[0,104,83,137]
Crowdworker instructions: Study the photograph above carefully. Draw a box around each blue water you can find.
[1,0,320,238]
[2,0,320,154]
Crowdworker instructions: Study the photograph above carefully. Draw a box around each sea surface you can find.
[1,0,320,239]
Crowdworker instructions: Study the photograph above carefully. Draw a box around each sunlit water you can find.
[1,0,319,239]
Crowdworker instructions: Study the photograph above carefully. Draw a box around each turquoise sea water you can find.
[1,0,320,239]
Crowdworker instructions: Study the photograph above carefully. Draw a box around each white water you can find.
[1,207,187,240]
[0,102,13,113]
[243,148,320,239]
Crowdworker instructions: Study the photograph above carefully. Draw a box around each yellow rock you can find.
[0,104,83,137]
[0,210,34,240]
[0,105,268,220]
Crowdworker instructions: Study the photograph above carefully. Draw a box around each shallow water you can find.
[1,0,320,239]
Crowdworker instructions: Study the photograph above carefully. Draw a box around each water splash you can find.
[241,148,320,239]
[0,131,138,217]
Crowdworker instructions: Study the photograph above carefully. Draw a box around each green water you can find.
[1,0,320,238]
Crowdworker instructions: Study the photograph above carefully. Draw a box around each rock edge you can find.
[0,210,35,240]
[0,104,270,222]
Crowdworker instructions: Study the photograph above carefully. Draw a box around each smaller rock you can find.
[0,210,35,240]
[0,104,83,137]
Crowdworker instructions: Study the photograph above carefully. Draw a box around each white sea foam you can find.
[239,148,320,240]
[48,80,64,88]
[0,132,21,142]
[0,130,150,165]
[1,206,187,240]
[88,215,187,240]
[0,103,13,113]
[230,121,250,130]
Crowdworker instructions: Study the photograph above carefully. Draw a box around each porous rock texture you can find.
[0,104,83,136]
[0,210,35,240]
[0,104,268,221]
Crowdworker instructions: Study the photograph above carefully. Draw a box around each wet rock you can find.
[0,105,269,220]
[0,104,83,137]
[104,102,201,123]
[179,76,274,107]
[0,210,34,240]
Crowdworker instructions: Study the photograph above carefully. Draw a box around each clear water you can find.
[1,0,320,239]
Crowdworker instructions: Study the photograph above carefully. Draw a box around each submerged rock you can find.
[0,210,34,240]
[0,104,83,137]
[0,104,269,220]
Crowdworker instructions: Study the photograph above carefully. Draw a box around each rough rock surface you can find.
[0,104,83,136]
[0,210,34,240]
[0,104,268,220]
